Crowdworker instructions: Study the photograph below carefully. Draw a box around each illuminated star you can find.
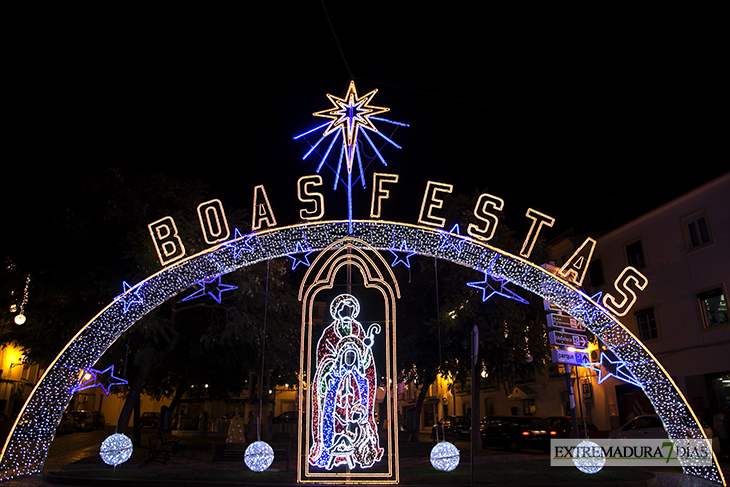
[389,240,416,268]
[182,275,238,304]
[288,241,314,270]
[467,272,530,305]
[438,224,466,255]
[116,281,144,314]
[72,365,128,396]
[312,80,390,173]
[225,228,256,259]
[585,351,641,387]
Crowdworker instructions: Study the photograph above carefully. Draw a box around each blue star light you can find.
[287,241,314,270]
[438,224,466,255]
[467,272,530,305]
[181,276,238,304]
[225,228,256,260]
[294,81,408,233]
[389,240,416,268]
[585,351,642,388]
[72,365,128,396]
[115,281,144,314]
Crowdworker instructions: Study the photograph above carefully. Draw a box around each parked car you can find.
[91,411,106,429]
[609,414,718,452]
[481,416,548,452]
[273,411,298,424]
[542,416,599,439]
[71,410,94,431]
[431,415,471,441]
[609,414,665,439]
[139,411,159,428]
[56,412,75,434]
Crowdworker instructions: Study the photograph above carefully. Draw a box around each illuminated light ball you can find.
[245,440,274,472]
[430,441,460,472]
[100,433,133,466]
[573,440,605,474]
[14,314,26,325]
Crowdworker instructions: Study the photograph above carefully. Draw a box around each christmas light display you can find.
[430,441,460,472]
[245,440,275,472]
[70,365,128,396]
[99,434,133,466]
[572,440,605,474]
[180,275,238,304]
[309,294,383,471]
[0,220,724,486]
[294,82,408,233]
[584,350,642,388]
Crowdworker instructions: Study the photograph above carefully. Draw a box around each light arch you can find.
[0,219,724,485]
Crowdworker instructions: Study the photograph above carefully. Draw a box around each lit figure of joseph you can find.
[309,294,383,470]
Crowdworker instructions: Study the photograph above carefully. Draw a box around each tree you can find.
[1,169,301,442]
[394,189,551,440]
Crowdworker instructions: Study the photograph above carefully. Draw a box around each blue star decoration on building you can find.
[467,272,530,305]
[115,281,145,314]
[181,275,238,304]
[584,350,642,388]
[71,365,128,396]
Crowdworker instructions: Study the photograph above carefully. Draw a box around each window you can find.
[697,287,729,328]
[625,240,646,269]
[635,307,658,341]
[682,210,713,251]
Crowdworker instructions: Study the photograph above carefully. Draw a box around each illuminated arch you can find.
[0,220,724,485]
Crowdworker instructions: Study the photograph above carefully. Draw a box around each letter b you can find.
[148,216,186,266]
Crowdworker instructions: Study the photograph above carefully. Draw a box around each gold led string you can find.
[0,220,724,486]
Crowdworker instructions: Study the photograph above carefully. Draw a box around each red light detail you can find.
[522,431,530,436]
[550,430,557,435]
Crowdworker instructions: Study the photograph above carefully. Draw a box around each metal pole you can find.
[564,364,579,439]
[471,325,480,487]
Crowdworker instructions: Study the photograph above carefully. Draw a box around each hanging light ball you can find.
[573,440,605,474]
[100,433,133,466]
[430,441,460,472]
[14,314,26,325]
[245,440,274,472]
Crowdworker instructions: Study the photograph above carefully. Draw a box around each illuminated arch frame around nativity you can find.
[0,219,725,485]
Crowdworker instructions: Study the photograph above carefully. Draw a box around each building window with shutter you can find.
[625,240,646,269]
[634,307,658,341]
[682,209,713,251]
[697,287,729,329]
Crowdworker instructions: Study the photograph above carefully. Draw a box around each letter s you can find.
[603,266,648,316]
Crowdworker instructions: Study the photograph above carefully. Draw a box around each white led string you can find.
[0,219,723,486]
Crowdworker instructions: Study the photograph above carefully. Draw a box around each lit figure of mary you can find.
[309,294,383,470]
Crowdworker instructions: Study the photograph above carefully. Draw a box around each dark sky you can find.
[7,4,728,242]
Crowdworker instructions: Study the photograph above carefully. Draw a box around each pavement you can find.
[1,428,728,487]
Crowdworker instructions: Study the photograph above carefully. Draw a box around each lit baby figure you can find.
[309,294,383,470]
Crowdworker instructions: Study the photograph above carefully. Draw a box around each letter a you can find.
[148,216,186,266]
[558,237,596,286]
[252,184,278,231]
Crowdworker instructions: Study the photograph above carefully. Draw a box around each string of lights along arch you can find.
[0,82,724,487]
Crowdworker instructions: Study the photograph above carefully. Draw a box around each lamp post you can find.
[471,324,480,487]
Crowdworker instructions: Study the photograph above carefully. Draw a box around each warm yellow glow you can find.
[251,184,278,231]
[520,208,555,258]
[297,175,325,221]
[148,216,186,266]
[602,266,648,316]
[370,173,399,219]
[558,237,596,286]
[197,199,231,245]
[418,181,453,228]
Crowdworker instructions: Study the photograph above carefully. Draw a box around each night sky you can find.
[6,4,728,249]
